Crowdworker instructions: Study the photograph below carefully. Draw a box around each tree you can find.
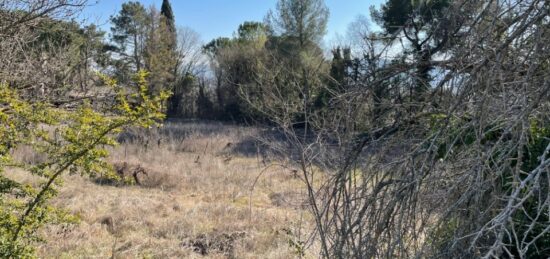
[262,0,330,127]
[160,0,176,50]
[266,0,328,47]
[196,76,214,119]
[315,47,354,109]
[160,0,177,80]
[371,0,462,109]
[169,27,205,117]
[110,1,149,82]
[0,0,88,35]
[237,21,268,45]
[203,22,270,121]
[1,2,112,106]
[177,27,205,76]
[264,0,329,69]
[143,6,176,95]
[75,24,112,91]
[156,0,181,115]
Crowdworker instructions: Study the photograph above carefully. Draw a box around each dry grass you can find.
[8,121,317,258]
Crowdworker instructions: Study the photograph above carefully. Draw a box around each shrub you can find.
[0,71,169,257]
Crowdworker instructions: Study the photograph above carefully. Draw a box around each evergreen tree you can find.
[315,47,353,109]
[371,0,459,107]
[144,6,177,95]
[237,21,268,45]
[160,0,177,51]
[266,0,329,47]
[265,0,330,125]
[197,77,214,119]
[159,0,184,116]
[110,2,149,82]
[203,22,269,121]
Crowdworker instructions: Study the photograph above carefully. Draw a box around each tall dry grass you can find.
[8,121,317,258]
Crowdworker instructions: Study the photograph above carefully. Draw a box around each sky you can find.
[81,0,385,45]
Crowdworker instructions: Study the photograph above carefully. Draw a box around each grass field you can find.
[12,121,316,258]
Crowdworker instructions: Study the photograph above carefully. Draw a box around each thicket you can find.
[243,0,550,258]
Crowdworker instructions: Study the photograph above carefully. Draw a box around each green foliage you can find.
[160,0,177,59]
[202,22,271,121]
[140,5,179,98]
[288,238,306,257]
[237,22,268,44]
[427,217,460,257]
[14,17,109,94]
[510,119,550,258]
[372,0,450,35]
[32,19,81,50]
[315,47,353,109]
[429,115,550,257]
[430,115,549,168]
[266,0,329,45]
[0,71,169,257]
[110,2,149,47]
[201,12,331,122]
[160,0,177,52]
[371,0,454,106]
[525,119,550,171]
[110,1,150,79]
[160,0,176,28]
[371,0,411,35]
[168,73,196,117]
[203,37,233,57]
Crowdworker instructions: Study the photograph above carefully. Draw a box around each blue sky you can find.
[81,0,385,43]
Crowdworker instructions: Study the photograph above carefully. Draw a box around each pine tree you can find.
[265,0,330,126]
[110,2,149,81]
[371,0,456,107]
[266,0,329,48]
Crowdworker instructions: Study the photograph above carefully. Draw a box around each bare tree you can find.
[166,26,207,117]
[176,26,206,75]
[0,0,87,35]
[0,0,94,104]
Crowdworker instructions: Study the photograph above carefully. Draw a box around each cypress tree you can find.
[157,0,180,115]
[160,0,177,50]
